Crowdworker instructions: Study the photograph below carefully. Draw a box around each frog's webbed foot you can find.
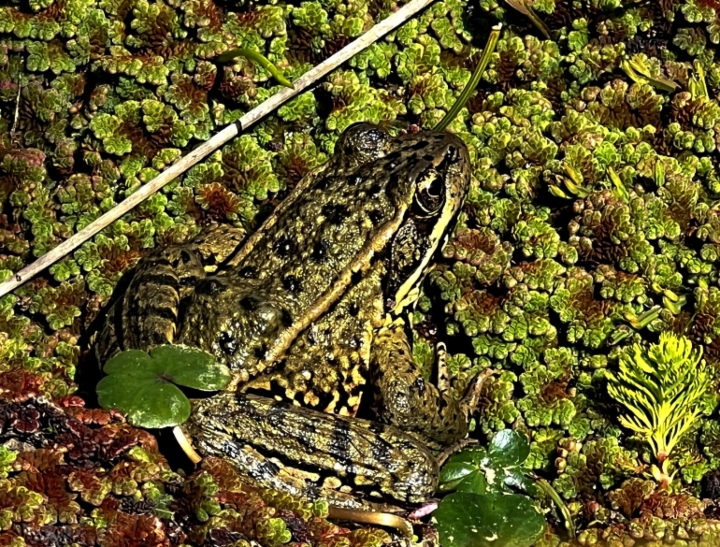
[370,319,490,449]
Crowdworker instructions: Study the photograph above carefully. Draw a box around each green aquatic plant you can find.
[607,332,712,486]
[96,345,232,428]
[435,430,546,547]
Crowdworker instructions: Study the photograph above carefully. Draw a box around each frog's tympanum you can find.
[93,123,478,508]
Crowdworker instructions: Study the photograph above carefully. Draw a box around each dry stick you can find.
[9,84,21,144]
[0,0,436,298]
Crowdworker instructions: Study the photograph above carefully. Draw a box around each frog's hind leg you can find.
[181,392,438,507]
[370,318,487,449]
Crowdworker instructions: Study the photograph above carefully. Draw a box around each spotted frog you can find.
[93,123,478,507]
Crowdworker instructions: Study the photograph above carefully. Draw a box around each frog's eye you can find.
[414,170,444,215]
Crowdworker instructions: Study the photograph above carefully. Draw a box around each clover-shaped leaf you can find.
[96,345,232,429]
[435,493,546,547]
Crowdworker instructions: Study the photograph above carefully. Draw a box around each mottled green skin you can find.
[94,123,472,504]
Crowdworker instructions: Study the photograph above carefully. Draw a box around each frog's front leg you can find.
[181,392,438,506]
[93,244,206,365]
[370,318,484,449]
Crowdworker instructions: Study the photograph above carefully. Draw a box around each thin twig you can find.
[435,438,478,468]
[9,84,20,144]
[0,0,436,298]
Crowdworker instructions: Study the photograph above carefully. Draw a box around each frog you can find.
[92,122,481,508]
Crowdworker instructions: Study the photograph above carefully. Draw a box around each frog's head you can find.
[335,123,471,314]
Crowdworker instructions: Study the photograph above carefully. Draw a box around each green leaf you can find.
[439,462,477,491]
[96,374,190,429]
[97,344,232,429]
[435,493,546,547]
[439,431,533,495]
[439,448,487,492]
[455,472,488,494]
[488,429,531,468]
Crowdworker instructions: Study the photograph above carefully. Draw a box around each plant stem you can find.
[217,48,295,89]
[531,475,576,540]
[434,24,502,132]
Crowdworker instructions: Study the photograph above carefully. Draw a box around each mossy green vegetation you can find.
[4,0,720,544]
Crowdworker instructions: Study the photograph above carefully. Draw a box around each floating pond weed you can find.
[607,332,713,487]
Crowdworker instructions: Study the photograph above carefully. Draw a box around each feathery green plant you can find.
[607,332,711,484]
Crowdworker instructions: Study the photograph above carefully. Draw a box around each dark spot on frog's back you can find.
[371,436,392,465]
[240,296,261,311]
[254,343,269,360]
[273,236,296,257]
[219,331,238,355]
[367,184,382,197]
[196,278,224,295]
[238,266,257,278]
[313,239,331,261]
[410,140,430,151]
[282,275,302,292]
[322,204,349,225]
[383,151,401,170]
[368,209,384,225]
[329,419,351,458]
[179,249,195,264]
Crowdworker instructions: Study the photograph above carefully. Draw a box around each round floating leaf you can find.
[96,374,190,429]
[435,493,546,547]
[97,344,232,429]
[488,429,530,468]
